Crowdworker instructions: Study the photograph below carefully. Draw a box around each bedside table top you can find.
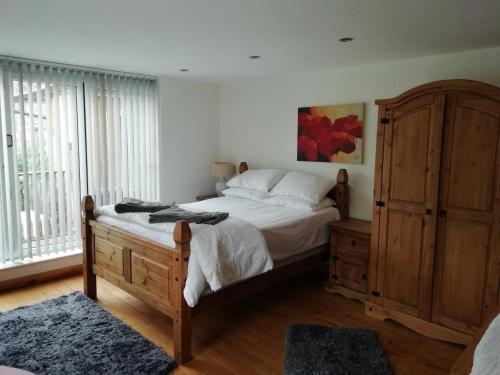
[330,218,371,235]
[196,193,218,201]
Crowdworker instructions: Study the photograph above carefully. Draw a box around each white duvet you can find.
[95,197,339,307]
[95,202,273,307]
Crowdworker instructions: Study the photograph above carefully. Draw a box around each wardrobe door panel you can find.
[376,94,445,319]
[437,220,489,328]
[388,108,430,204]
[446,106,498,211]
[382,211,424,315]
[433,93,500,333]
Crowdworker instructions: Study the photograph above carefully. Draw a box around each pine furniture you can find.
[366,80,500,345]
[195,194,218,201]
[82,162,350,363]
[325,218,371,302]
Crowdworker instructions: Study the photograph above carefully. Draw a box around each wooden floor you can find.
[0,272,463,374]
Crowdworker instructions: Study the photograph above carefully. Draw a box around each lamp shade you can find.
[212,162,235,178]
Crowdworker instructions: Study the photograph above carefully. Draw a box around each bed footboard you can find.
[81,196,193,363]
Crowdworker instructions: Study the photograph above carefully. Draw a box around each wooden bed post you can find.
[239,161,248,174]
[334,169,349,218]
[173,220,192,364]
[82,195,96,299]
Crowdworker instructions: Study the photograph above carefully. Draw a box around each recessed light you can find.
[249,55,261,59]
[179,68,189,72]
[339,37,353,43]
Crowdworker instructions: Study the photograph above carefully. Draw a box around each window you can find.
[0,60,158,266]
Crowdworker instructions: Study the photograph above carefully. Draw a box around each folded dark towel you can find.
[149,206,229,225]
[115,197,174,214]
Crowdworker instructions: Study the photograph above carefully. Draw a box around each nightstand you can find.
[325,218,371,302]
[196,194,218,201]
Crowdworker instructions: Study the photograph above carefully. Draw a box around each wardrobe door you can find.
[432,93,500,334]
[375,94,445,319]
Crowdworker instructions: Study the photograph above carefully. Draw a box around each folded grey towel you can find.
[115,197,174,214]
[149,206,229,225]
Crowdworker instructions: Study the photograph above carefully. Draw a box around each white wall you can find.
[219,47,500,220]
[158,76,220,203]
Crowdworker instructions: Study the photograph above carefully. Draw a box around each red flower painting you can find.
[297,103,364,164]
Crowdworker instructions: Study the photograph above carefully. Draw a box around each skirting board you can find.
[0,262,82,292]
[0,253,82,281]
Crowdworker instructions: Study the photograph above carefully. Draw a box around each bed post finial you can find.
[239,162,248,174]
[173,220,192,363]
[81,195,96,299]
[83,195,95,213]
[335,169,349,219]
[337,169,348,184]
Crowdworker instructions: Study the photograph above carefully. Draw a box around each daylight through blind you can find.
[0,59,158,265]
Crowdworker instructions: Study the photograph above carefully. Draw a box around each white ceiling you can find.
[1,0,500,82]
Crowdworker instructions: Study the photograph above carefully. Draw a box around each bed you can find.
[81,162,350,363]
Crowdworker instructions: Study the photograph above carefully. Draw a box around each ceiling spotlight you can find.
[249,55,261,59]
[179,68,189,72]
[339,37,353,43]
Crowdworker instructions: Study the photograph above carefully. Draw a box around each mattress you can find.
[97,196,340,261]
[180,197,340,260]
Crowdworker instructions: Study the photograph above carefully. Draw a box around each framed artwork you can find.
[297,102,364,164]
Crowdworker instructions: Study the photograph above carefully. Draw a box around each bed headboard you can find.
[238,162,350,218]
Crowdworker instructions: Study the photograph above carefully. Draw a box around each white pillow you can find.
[264,196,334,211]
[226,169,287,192]
[222,187,268,201]
[269,171,335,204]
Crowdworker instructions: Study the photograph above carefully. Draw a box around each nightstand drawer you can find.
[331,252,368,293]
[336,232,369,254]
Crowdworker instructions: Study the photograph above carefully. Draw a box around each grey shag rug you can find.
[0,292,176,375]
[284,325,392,375]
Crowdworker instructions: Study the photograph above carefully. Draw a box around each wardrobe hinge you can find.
[380,117,390,124]
[371,291,381,297]
[375,200,385,207]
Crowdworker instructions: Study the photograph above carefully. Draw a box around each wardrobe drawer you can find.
[336,232,369,254]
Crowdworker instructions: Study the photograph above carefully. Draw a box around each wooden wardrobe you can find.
[366,80,500,345]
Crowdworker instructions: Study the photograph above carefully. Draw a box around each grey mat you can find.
[284,325,392,375]
[0,292,176,375]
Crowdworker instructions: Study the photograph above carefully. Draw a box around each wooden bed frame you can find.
[81,162,349,363]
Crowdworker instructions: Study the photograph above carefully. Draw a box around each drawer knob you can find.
[361,273,367,280]
[332,274,338,280]
[351,240,357,247]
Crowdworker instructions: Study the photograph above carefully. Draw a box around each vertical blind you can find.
[0,59,158,265]
[84,74,159,206]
